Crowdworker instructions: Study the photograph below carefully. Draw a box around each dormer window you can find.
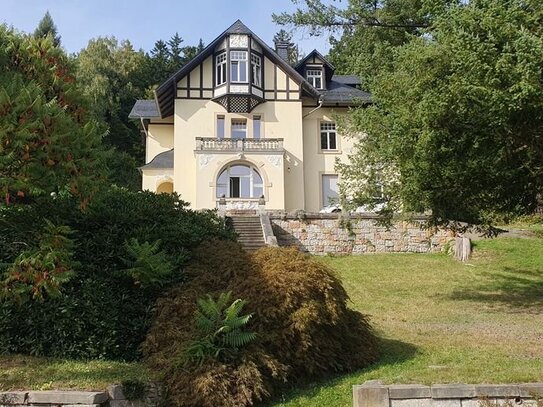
[307,68,323,89]
[230,51,248,83]
[251,54,261,87]
[216,52,227,86]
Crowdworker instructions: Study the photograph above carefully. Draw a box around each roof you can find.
[154,20,320,118]
[140,149,173,170]
[128,100,160,119]
[295,49,335,71]
[331,75,362,86]
[321,80,372,105]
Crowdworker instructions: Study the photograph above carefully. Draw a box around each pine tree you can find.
[34,11,61,47]
[168,32,184,68]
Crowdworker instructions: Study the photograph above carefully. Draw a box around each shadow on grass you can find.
[448,267,543,312]
[260,337,418,406]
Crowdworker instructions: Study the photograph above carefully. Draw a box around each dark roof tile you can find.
[128,100,160,119]
[140,149,173,170]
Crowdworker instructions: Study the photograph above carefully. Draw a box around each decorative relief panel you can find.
[266,155,283,168]
[215,38,227,51]
[199,154,215,168]
[251,41,262,53]
[229,35,248,48]
[230,85,249,93]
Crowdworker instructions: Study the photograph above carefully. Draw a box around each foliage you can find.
[33,11,61,47]
[0,26,107,205]
[273,29,300,64]
[184,292,256,365]
[144,241,378,407]
[0,189,234,360]
[121,379,147,400]
[334,0,543,225]
[0,220,74,303]
[122,239,174,289]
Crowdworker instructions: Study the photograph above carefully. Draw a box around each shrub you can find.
[144,240,378,407]
[0,188,234,360]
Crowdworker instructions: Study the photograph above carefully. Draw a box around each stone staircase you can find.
[229,216,266,251]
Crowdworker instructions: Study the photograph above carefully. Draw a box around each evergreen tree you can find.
[273,29,299,64]
[34,11,61,47]
[168,32,184,69]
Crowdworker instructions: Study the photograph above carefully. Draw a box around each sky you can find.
[1,0,334,56]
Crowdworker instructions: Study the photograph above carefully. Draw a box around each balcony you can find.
[195,137,284,152]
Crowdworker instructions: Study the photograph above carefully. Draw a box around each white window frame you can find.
[230,51,248,83]
[251,54,262,87]
[252,115,261,139]
[231,118,247,139]
[307,68,323,89]
[216,52,227,86]
[320,122,337,151]
[321,174,339,208]
[216,115,225,139]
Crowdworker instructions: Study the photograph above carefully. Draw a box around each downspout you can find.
[303,95,324,118]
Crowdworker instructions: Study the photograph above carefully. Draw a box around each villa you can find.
[129,20,370,212]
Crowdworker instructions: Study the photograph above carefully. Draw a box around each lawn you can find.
[270,236,543,407]
[1,236,542,406]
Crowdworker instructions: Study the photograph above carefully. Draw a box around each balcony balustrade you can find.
[195,137,283,152]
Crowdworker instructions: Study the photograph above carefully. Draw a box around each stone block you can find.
[353,384,389,407]
[432,385,476,399]
[431,399,461,407]
[391,399,432,407]
[108,384,126,400]
[389,384,431,399]
[519,384,543,398]
[27,390,108,405]
[109,400,146,407]
[474,385,520,398]
[0,392,27,404]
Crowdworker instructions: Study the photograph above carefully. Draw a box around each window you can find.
[322,174,339,208]
[251,54,261,87]
[231,119,247,139]
[307,68,323,89]
[216,164,264,198]
[253,116,261,139]
[216,115,225,139]
[230,51,248,83]
[320,122,337,150]
[216,52,227,86]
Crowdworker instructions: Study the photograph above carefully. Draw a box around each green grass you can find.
[1,236,542,405]
[270,237,543,407]
[0,355,151,391]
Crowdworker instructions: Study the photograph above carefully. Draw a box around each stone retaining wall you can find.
[353,381,543,407]
[270,213,453,255]
[0,383,162,407]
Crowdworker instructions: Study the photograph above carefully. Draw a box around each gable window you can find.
[217,115,225,139]
[230,51,248,83]
[216,52,227,86]
[320,122,337,150]
[307,69,323,89]
[231,119,247,139]
[251,54,261,87]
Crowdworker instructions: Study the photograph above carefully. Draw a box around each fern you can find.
[184,291,256,365]
[121,238,174,288]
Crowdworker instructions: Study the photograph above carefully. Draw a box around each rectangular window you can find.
[307,69,323,89]
[322,174,339,208]
[251,54,261,87]
[231,119,247,139]
[216,52,227,86]
[320,122,337,150]
[253,116,261,139]
[230,51,248,83]
[217,115,225,139]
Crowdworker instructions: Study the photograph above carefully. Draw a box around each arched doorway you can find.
[156,181,174,194]
[216,163,263,198]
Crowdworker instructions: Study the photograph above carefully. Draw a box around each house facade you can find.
[129,20,371,212]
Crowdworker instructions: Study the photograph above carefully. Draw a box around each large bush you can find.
[0,189,233,360]
[144,241,378,407]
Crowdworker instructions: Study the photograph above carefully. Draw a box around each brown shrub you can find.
[144,240,378,407]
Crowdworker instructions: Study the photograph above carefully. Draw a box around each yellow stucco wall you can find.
[302,107,354,213]
[145,121,174,163]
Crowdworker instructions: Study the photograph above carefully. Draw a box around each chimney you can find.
[274,40,290,62]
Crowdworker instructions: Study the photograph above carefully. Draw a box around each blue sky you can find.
[2,0,334,55]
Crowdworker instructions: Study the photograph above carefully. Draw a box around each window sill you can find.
[318,149,342,155]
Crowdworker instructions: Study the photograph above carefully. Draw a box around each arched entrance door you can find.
[216,163,263,199]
